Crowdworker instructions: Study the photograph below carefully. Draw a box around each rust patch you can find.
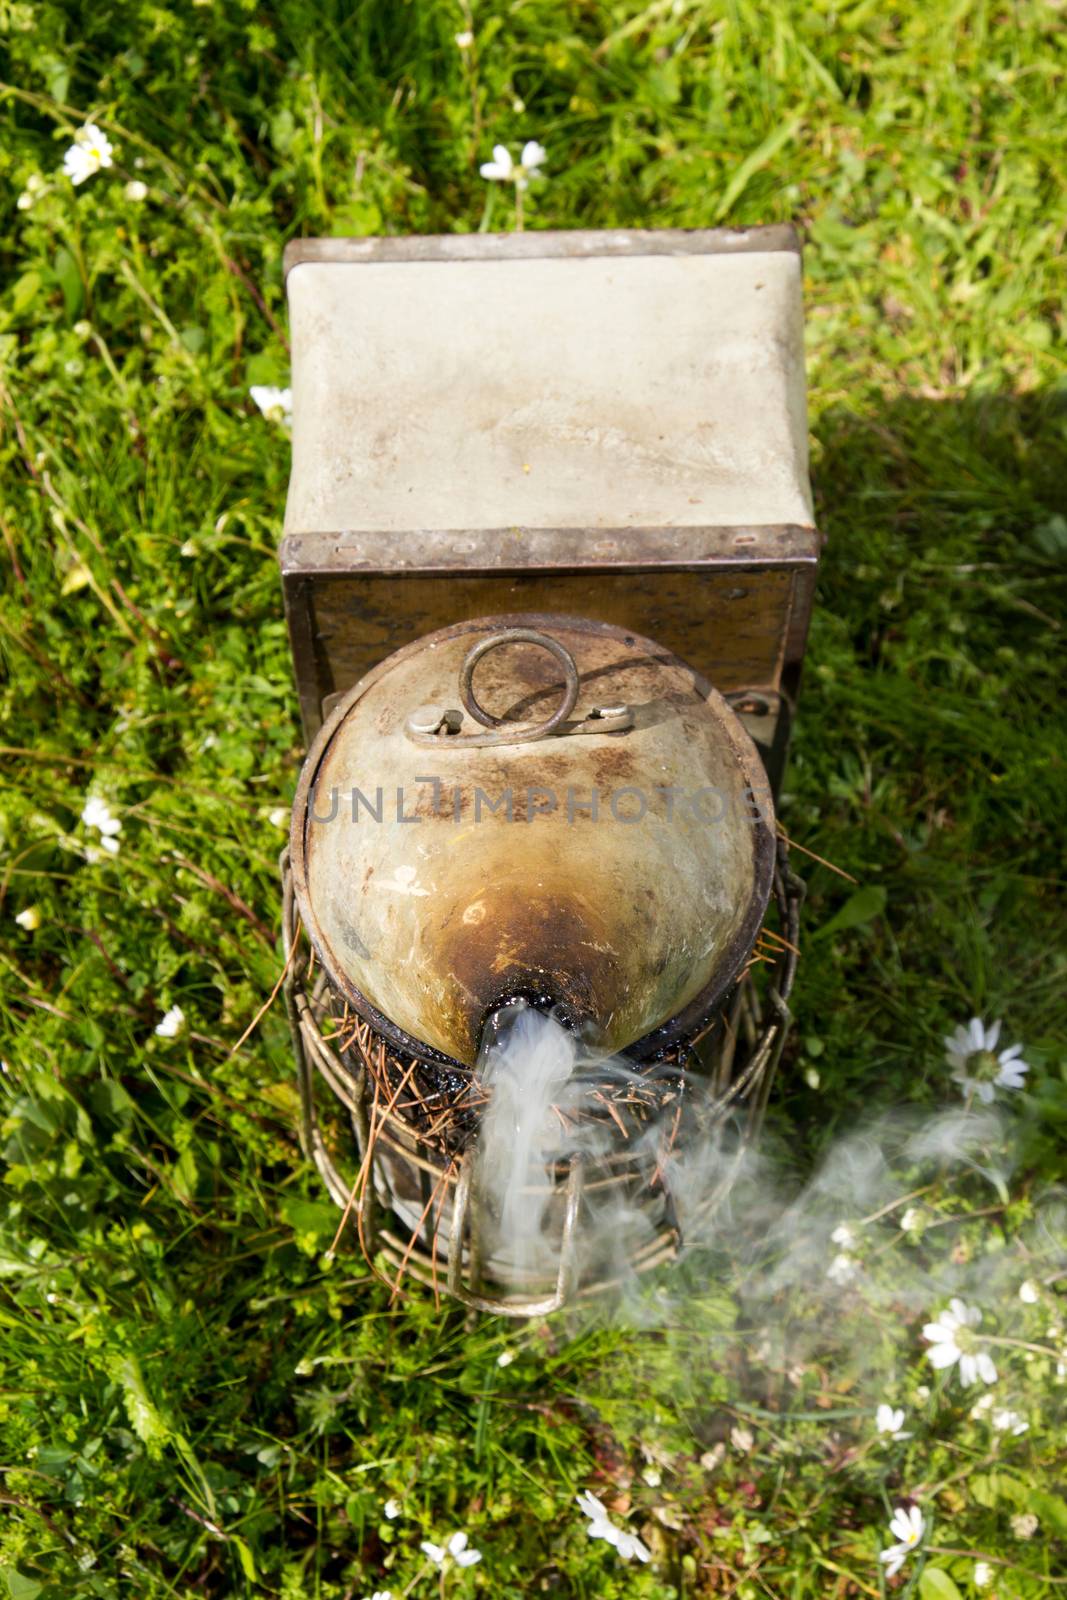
[591,743,639,784]
[429,888,623,1062]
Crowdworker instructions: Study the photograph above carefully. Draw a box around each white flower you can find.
[974,1560,993,1589]
[831,1223,857,1249]
[826,1253,858,1286]
[496,1349,514,1367]
[878,1505,924,1578]
[900,1206,923,1232]
[1019,1280,1039,1304]
[155,1005,185,1039]
[970,1392,994,1418]
[82,795,122,854]
[519,139,546,176]
[479,139,546,190]
[383,1498,400,1520]
[420,1532,481,1568]
[62,123,115,186]
[575,1490,651,1563]
[480,144,515,181]
[366,1592,392,1600]
[641,1465,661,1487]
[455,29,473,47]
[945,1017,1028,1102]
[875,1404,910,1440]
[613,1527,652,1562]
[990,1407,1027,1435]
[1010,1511,1038,1539]
[14,906,41,931]
[17,173,46,210]
[729,1425,754,1453]
[268,807,290,829]
[249,385,292,426]
[82,795,120,834]
[124,179,148,201]
[923,1298,997,1386]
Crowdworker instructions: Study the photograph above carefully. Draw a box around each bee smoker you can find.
[278,228,818,1314]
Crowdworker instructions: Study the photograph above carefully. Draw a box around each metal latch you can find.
[405,628,633,748]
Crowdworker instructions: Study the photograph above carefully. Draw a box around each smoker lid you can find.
[290,614,776,1069]
[283,227,812,541]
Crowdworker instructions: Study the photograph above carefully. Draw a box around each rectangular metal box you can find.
[280,227,820,773]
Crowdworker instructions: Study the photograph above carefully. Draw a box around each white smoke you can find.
[475,1003,578,1284]
[466,1005,1066,1361]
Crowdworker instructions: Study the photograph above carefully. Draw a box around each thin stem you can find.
[979,1333,1059,1357]
[858,1184,935,1226]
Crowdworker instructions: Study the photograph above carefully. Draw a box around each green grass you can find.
[1,2,1066,1596]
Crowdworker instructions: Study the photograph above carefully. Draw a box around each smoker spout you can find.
[475,994,591,1069]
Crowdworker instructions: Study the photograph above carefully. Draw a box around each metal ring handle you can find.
[459,628,580,737]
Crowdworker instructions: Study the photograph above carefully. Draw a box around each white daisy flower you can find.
[974,1560,993,1588]
[62,124,115,186]
[479,139,546,190]
[1010,1511,1038,1539]
[496,1349,514,1367]
[729,1425,754,1453]
[1018,1280,1039,1304]
[82,795,122,855]
[124,179,148,201]
[249,385,293,426]
[945,1016,1028,1102]
[268,807,290,829]
[875,1403,910,1440]
[923,1297,997,1386]
[900,1206,924,1232]
[420,1531,481,1568]
[366,1592,392,1600]
[14,906,41,931]
[830,1222,858,1249]
[155,1004,185,1039]
[383,1498,400,1520]
[878,1505,924,1578]
[575,1490,650,1563]
[990,1407,1027,1435]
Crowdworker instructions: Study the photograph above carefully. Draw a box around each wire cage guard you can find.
[280,841,803,1318]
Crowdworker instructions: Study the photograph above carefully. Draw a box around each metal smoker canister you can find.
[282,614,801,1315]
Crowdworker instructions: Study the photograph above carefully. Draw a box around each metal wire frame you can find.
[280,841,803,1317]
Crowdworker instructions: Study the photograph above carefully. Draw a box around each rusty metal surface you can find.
[282,224,801,279]
[290,614,775,1070]
[281,564,813,749]
[279,522,818,574]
